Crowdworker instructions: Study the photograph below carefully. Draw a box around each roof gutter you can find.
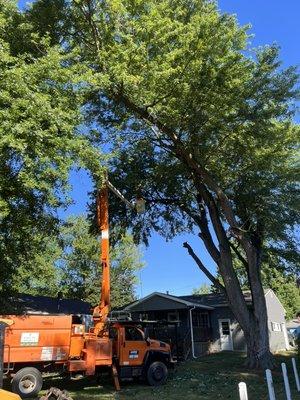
[189,306,198,359]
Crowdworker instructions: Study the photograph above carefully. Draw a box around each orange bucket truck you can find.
[1,181,174,398]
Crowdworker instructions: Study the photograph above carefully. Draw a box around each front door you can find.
[218,319,233,351]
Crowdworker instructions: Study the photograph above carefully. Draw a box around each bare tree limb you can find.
[182,241,225,293]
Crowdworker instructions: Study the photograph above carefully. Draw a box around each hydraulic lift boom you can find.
[93,184,110,336]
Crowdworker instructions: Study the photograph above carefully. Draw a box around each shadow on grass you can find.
[3,351,299,400]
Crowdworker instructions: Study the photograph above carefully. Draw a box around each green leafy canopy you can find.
[0,1,104,294]
[13,216,144,309]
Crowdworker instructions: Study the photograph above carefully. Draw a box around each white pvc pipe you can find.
[281,363,292,400]
[266,369,276,400]
[238,382,248,400]
[189,306,197,358]
[292,358,300,392]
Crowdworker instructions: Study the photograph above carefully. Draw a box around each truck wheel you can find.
[147,361,168,386]
[12,367,43,398]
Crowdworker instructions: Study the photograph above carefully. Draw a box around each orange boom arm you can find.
[93,184,110,336]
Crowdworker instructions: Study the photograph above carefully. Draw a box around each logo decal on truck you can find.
[41,347,54,361]
[20,332,39,346]
[129,350,139,359]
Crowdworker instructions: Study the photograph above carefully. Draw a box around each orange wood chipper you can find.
[0,181,175,398]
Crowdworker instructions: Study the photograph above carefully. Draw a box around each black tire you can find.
[146,361,168,386]
[12,367,43,398]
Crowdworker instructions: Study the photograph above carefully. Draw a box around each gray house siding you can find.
[123,291,287,357]
[209,307,246,352]
[124,295,212,359]
[209,291,287,353]
[209,291,287,352]
[265,290,288,351]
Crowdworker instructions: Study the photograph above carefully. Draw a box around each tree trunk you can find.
[219,244,275,369]
[244,243,274,369]
[245,314,274,369]
[218,250,250,333]
[225,279,274,369]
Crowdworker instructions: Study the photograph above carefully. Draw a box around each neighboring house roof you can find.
[180,289,275,308]
[2,293,91,315]
[124,292,214,311]
[179,293,230,307]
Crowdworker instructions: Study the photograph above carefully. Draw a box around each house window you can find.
[139,313,148,321]
[271,322,282,332]
[220,320,230,335]
[167,311,179,322]
[192,312,210,328]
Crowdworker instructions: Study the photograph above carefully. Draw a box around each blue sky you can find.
[18,0,299,297]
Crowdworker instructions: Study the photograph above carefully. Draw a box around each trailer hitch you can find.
[39,387,73,400]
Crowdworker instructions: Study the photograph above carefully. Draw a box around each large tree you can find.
[12,216,144,308]
[24,0,299,368]
[192,284,212,295]
[0,1,102,297]
[57,216,143,308]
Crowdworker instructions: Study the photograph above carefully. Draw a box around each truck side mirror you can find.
[144,327,150,345]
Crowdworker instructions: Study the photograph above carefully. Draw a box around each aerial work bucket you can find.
[135,197,146,214]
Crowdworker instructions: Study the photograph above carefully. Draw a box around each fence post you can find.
[266,369,276,400]
[281,363,292,400]
[292,358,300,392]
[238,382,248,400]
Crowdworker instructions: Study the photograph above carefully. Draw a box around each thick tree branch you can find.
[194,195,221,265]
[184,204,221,266]
[76,1,101,52]
[116,93,244,238]
[183,241,225,293]
[229,241,248,268]
[195,181,229,250]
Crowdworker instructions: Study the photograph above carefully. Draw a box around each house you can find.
[123,290,289,359]
[1,293,91,316]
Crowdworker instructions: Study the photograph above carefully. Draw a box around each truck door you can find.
[120,326,146,366]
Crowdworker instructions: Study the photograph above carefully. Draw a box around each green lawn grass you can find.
[5,351,300,399]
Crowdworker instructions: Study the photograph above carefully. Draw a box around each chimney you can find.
[166,291,169,295]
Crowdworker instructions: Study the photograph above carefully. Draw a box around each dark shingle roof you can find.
[179,291,254,307]
[124,291,214,311]
[3,293,92,315]
[122,290,273,312]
